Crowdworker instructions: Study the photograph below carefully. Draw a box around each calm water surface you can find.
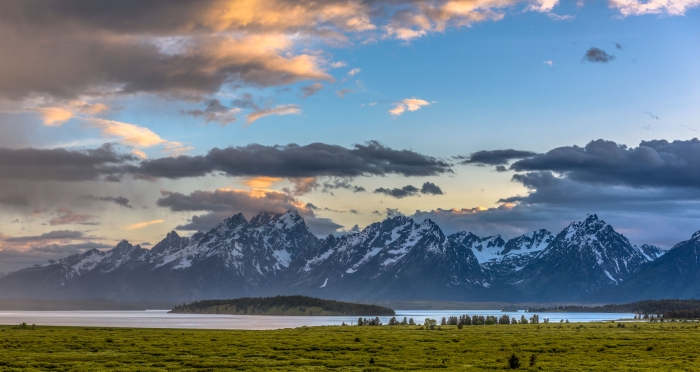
[0,310,634,330]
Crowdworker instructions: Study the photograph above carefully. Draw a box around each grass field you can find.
[0,322,699,371]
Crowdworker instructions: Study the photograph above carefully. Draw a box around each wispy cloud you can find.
[336,88,353,98]
[347,68,361,76]
[246,104,301,125]
[49,207,97,226]
[125,219,164,230]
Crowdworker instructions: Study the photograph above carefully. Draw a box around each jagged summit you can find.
[692,230,700,240]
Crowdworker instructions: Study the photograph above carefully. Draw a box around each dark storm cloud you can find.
[157,189,313,220]
[501,171,700,210]
[582,47,616,63]
[374,185,420,198]
[135,141,452,179]
[4,230,84,242]
[456,149,538,165]
[510,138,700,188]
[374,182,443,198]
[83,195,132,208]
[420,182,444,195]
[0,144,134,182]
[0,195,28,206]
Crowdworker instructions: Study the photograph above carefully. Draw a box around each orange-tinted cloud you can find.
[389,98,431,116]
[34,107,73,126]
[244,177,283,189]
[246,104,301,125]
[125,219,165,230]
[88,118,192,156]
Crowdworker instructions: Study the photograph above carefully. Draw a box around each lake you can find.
[0,310,635,330]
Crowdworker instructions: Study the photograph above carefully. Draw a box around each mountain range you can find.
[1,210,694,303]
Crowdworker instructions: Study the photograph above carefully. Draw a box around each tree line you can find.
[171,295,395,316]
[528,299,700,319]
[357,314,547,328]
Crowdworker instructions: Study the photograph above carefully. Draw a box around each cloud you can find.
[182,99,240,126]
[125,219,164,230]
[246,104,301,125]
[33,101,109,127]
[0,0,693,104]
[83,195,132,208]
[347,68,361,76]
[303,217,345,237]
[389,98,430,116]
[336,89,353,98]
[374,182,444,198]
[583,47,615,63]
[0,195,29,206]
[457,149,538,165]
[546,12,575,20]
[411,138,700,245]
[543,60,553,66]
[374,185,421,198]
[134,141,452,179]
[88,118,192,157]
[243,177,283,189]
[49,207,97,226]
[510,138,700,189]
[0,24,332,100]
[34,107,74,126]
[157,188,310,215]
[301,83,324,98]
[0,143,136,182]
[386,208,403,218]
[287,177,319,196]
[321,178,367,193]
[608,0,700,16]
[4,230,84,243]
[162,187,323,233]
[646,111,660,120]
[420,181,444,195]
[615,42,623,50]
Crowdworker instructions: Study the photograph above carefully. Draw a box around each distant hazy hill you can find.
[170,295,395,316]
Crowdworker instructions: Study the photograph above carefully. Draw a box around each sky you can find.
[0,0,699,272]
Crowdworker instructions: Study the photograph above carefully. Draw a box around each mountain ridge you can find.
[0,210,679,303]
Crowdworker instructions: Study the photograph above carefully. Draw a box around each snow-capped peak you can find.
[692,230,700,241]
[561,213,608,242]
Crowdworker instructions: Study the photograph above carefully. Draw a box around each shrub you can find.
[508,353,521,369]
[529,354,537,367]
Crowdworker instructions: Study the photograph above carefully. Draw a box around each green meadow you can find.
[0,322,699,371]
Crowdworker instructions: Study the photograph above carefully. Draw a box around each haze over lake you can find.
[0,310,634,330]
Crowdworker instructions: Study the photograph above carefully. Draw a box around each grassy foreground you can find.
[1,322,699,371]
